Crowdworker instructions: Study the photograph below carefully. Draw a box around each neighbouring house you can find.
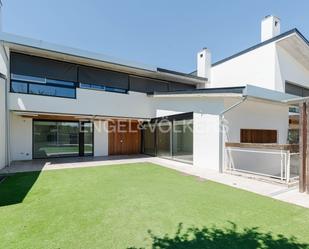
[0,5,308,185]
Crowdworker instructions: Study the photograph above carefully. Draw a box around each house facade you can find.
[0,13,307,181]
[198,16,309,96]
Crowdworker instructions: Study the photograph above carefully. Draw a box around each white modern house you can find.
[1,8,308,184]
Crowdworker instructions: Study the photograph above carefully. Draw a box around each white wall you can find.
[223,99,289,144]
[10,113,32,161]
[94,120,108,157]
[0,78,6,168]
[9,89,153,119]
[193,113,220,174]
[151,96,225,117]
[0,45,8,76]
[275,45,309,91]
[223,99,289,175]
[211,43,276,90]
[0,44,8,168]
[211,41,309,94]
[9,90,227,120]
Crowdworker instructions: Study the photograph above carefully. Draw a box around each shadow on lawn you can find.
[128,222,309,249]
[0,171,41,206]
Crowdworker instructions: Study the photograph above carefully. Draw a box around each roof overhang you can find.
[282,96,309,105]
[149,86,244,98]
[11,110,150,122]
[149,84,298,105]
[0,32,206,86]
[211,29,309,68]
[276,31,309,71]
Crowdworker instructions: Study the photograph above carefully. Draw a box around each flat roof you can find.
[149,84,298,103]
[0,32,206,84]
[149,86,246,96]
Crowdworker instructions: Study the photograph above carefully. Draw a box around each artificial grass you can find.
[0,163,308,249]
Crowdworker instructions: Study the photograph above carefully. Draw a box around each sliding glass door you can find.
[142,113,193,164]
[33,120,93,159]
[81,122,94,156]
[143,123,156,156]
[172,120,193,163]
[156,122,172,158]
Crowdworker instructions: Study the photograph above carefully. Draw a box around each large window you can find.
[11,74,76,98]
[80,83,128,94]
[143,124,156,156]
[156,121,172,158]
[285,82,309,97]
[81,122,94,156]
[172,120,193,162]
[10,52,196,97]
[33,121,93,159]
[142,113,193,163]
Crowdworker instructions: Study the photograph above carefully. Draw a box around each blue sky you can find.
[3,0,309,73]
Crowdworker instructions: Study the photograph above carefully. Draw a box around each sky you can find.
[3,0,309,73]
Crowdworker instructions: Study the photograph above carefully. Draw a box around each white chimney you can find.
[261,15,280,42]
[197,48,211,80]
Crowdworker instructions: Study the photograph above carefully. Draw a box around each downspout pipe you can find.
[218,96,247,173]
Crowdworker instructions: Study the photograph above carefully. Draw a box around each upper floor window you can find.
[285,81,309,97]
[10,74,76,98]
[79,83,128,94]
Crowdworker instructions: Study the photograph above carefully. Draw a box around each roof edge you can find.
[157,67,207,81]
[148,84,298,104]
[0,32,202,83]
[212,28,303,67]
[148,86,246,96]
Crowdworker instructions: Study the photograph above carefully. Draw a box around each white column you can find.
[94,120,109,157]
[193,113,220,176]
[10,113,33,161]
[0,77,6,168]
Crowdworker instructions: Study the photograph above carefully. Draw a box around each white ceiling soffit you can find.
[277,33,309,71]
[12,111,150,121]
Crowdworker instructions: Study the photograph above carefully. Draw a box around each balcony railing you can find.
[224,143,299,184]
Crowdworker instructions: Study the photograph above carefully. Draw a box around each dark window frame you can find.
[32,119,94,159]
[142,112,194,164]
[79,82,128,94]
[285,81,309,97]
[10,74,77,99]
[10,52,196,96]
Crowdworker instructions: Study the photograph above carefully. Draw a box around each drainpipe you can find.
[218,96,247,173]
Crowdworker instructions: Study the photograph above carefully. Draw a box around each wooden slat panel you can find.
[240,129,277,143]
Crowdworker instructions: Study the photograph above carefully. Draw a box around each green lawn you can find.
[0,163,309,249]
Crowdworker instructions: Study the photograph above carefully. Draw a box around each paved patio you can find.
[1,155,309,208]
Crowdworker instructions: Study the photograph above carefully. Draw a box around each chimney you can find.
[261,15,280,42]
[197,48,211,80]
